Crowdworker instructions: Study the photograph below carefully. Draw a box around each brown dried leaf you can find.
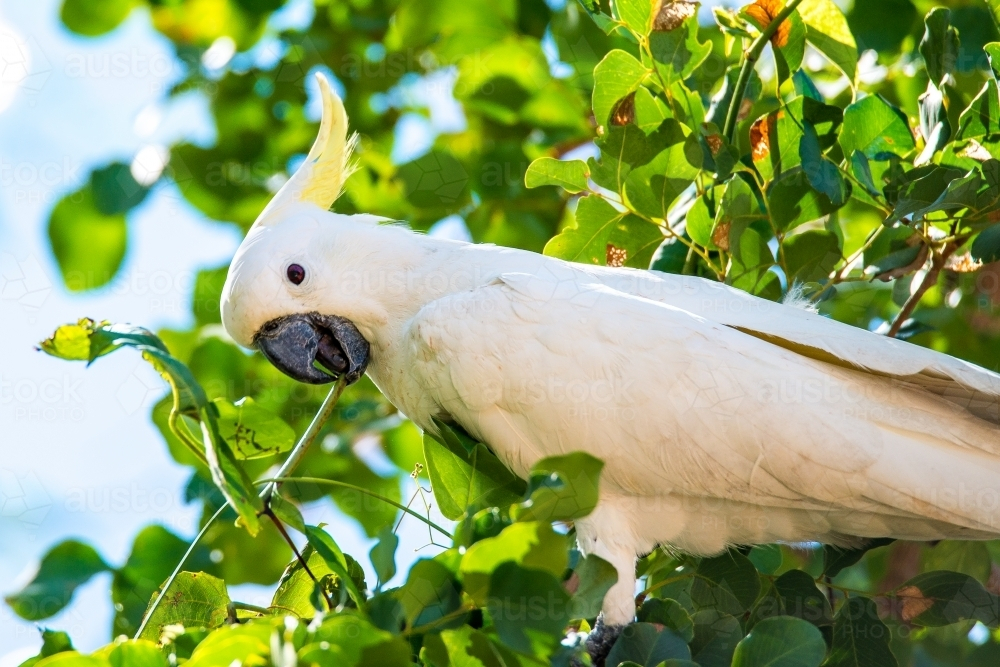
[743,0,791,48]
[705,133,723,156]
[898,585,935,622]
[712,221,731,251]
[610,92,636,126]
[653,0,699,32]
[606,244,628,267]
[749,117,771,162]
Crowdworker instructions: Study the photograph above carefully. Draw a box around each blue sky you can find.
[0,1,451,661]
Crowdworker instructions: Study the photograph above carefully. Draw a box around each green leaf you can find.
[5,540,110,621]
[850,150,879,197]
[887,164,965,223]
[840,95,915,160]
[751,97,842,184]
[513,451,603,523]
[112,526,206,637]
[422,425,526,521]
[732,616,826,667]
[90,163,150,215]
[919,8,959,88]
[783,230,841,284]
[270,547,331,618]
[957,80,1000,141]
[690,550,762,616]
[489,561,571,655]
[524,158,590,193]
[33,654,110,667]
[973,224,1000,263]
[690,609,743,667]
[898,570,1000,627]
[823,539,894,577]
[268,493,305,534]
[38,320,262,534]
[614,0,651,36]
[768,169,842,232]
[686,186,725,249]
[624,119,702,220]
[544,195,663,269]
[304,524,366,607]
[183,623,271,667]
[60,0,135,36]
[634,87,670,134]
[773,570,832,628]
[103,640,169,667]
[825,597,898,667]
[648,12,712,86]
[460,521,568,606]
[799,0,858,83]
[137,572,230,642]
[399,557,464,629]
[846,0,916,55]
[799,123,849,205]
[593,49,648,127]
[728,222,776,296]
[370,526,399,586]
[310,614,411,665]
[47,187,127,292]
[748,545,783,575]
[637,598,695,642]
[212,397,294,460]
[606,623,691,667]
[17,629,74,667]
[569,554,618,620]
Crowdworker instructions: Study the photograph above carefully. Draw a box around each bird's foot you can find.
[582,615,624,667]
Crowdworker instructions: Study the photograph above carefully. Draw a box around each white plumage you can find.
[222,74,1000,626]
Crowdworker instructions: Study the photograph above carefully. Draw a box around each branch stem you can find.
[723,0,805,142]
[886,241,958,338]
[263,507,334,609]
[260,375,347,506]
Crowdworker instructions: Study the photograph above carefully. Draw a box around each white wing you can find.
[596,267,1000,424]
[403,271,1000,553]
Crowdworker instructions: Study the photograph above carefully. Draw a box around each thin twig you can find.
[723,0,805,142]
[260,375,347,506]
[262,476,453,539]
[263,507,334,610]
[886,241,958,338]
[134,502,229,639]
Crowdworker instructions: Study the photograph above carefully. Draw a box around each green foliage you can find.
[22,0,1000,664]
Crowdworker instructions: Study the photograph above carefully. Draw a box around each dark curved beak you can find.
[254,313,370,385]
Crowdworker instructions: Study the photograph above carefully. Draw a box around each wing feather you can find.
[403,272,1000,546]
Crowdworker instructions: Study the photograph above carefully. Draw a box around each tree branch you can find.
[723,0,805,142]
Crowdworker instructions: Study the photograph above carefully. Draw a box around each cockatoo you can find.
[222,74,1000,646]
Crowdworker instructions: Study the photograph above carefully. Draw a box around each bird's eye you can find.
[286,264,305,285]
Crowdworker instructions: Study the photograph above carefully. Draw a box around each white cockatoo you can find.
[222,74,1000,641]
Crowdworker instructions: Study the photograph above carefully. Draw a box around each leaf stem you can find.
[886,240,959,337]
[723,0,805,142]
[263,507,334,610]
[262,476,454,539]
[133,502,229,640]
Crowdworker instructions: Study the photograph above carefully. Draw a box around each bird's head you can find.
[220,73,380,386]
